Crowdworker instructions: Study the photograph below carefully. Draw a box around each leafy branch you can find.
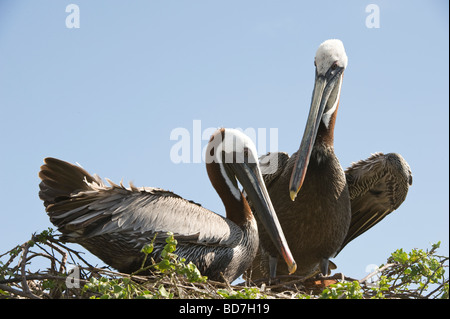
[319,242,448,299]
[0,229,448,299]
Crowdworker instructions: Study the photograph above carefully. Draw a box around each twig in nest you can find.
[358,263,396,285]
[219,272,232,291]
[0,283,40,299]
[18,242,41,299]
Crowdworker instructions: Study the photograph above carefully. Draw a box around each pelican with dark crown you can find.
[38,128,296,282]
[248,39,412,279]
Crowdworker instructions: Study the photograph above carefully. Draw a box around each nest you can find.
[1,230,448,299]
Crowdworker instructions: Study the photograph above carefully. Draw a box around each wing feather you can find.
[336,153,412,254]
[39,158,242,249]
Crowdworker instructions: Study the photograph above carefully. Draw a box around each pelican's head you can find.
[289,39,348,201]
[315,39,348,76]
[206,128,297,275]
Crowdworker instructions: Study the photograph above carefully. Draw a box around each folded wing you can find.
[336,153,412,254]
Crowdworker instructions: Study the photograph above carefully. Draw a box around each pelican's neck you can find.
[206,161,253,227]
[316,73,343,148]
[316,100,339,147]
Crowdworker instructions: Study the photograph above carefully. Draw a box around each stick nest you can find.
[1,229,448,299]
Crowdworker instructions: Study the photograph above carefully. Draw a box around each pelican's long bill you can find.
[289,64,345,201]
[228,160,297,275]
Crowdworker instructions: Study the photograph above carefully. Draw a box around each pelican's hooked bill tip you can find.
[288,261,297,275]
[289,190,298,202]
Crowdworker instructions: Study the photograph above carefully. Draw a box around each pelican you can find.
[248,39,412,279]
[38,128,296,282]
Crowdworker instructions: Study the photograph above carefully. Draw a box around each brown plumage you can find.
[251,145,351,278]
[249,151,412,278]
[38,128,296,282]
[338,152,412,254]
[248,39,351,278]
[248,39,412,279]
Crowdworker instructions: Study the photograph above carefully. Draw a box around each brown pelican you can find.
[248,39,412,279]
[38,128,296,282]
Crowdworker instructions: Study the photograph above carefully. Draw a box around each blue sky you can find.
[0,1,448,281]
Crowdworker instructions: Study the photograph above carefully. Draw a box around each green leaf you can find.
[141,243,154,255]
[158,285,173,299]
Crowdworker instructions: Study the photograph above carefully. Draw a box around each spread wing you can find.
[39,157,243,249]
[336,153,413,255]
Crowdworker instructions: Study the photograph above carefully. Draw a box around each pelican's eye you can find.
[331,61,338,70]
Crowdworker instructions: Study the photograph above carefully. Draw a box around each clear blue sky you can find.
[0,0,448,281]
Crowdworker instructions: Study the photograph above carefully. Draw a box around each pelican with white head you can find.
[289,39,348,201]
